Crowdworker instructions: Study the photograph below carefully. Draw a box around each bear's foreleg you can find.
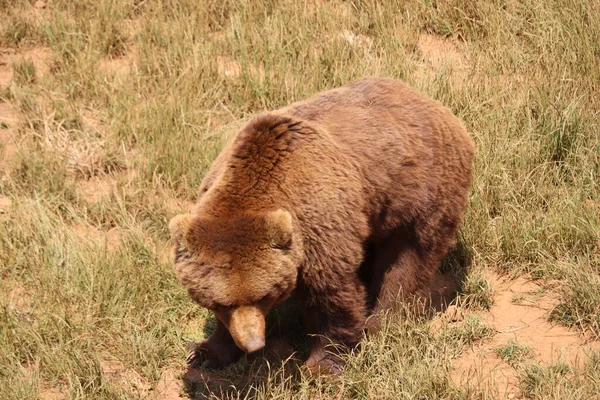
[297,273,368,373]
[187,318,243,369]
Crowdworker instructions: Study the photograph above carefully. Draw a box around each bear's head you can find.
[169,209,302,354]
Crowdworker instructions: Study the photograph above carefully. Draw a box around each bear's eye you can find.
[271,239,292,251]
[258,293,282,307]
[215,303,234,311]
[256,295,270,305]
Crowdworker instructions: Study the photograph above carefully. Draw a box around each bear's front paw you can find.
[304,350,343,375]
[186,339,242,370]
[186,341,210,369]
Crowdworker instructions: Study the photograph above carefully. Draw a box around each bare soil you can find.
[450,273,599,399]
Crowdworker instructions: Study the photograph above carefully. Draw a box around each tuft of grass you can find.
[0,10,41,47]
[456,274,494,310]
[11,58,36,85]
[519,362,576,399]
[511,293,525,305]
[439,315,495,358]
[494,340,532,367]
[549,268,600,339]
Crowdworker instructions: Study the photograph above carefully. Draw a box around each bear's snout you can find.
[227,305,266,353]
[242,336,266,354]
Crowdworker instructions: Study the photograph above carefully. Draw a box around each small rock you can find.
[34,1,46,9]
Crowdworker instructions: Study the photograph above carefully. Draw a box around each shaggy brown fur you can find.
[170,77,475,371]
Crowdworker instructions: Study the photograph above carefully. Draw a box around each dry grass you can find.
[0,0,599,399]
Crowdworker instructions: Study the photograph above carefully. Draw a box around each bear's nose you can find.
[243,336,265,353]
[227,305,267,353]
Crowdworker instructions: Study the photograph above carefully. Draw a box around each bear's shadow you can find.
[182,236,472,399]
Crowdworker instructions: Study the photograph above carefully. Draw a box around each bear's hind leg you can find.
[368,215,463,325]
[367,235,440,325]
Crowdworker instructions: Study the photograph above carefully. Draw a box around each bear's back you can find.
[198,78,474,233]
[281,78,470,157]
[279,78,474,229]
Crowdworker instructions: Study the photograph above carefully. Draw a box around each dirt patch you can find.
[450,274,599,399]
[100,360,152,397]
[416,33,470,83]
[0,56,12,88]
[38,387,67,400]
[0,102,17,130]
[2,280,34,312]
[0,196,12,213]
[77,175,119,203]
[99,45,137,82]
[72,224,122,250]
[147,369,187,400]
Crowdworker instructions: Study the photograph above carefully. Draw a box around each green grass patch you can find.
[494,340,533,367]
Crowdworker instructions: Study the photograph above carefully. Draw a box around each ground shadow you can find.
[181,234,473,398]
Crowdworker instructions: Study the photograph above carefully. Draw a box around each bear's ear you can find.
[265,209,293,249]
[169,214,196,243]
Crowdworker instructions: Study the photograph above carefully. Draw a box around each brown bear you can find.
[169,77,475,371]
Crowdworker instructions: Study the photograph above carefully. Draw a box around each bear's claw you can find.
[186,343,209,369]
[304,351,343,375]
[185,339,243,370]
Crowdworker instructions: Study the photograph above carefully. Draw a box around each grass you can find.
[517,351,600,399]
[11,58,36,85]
[550,267,600,339]
[440,315,495,357]
[0,0,599,398]
[494,340,533,367]
[456,273,494,310]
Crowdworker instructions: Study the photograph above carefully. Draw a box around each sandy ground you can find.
[449,274,599,399]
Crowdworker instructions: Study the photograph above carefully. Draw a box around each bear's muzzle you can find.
[227,305,266,353]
